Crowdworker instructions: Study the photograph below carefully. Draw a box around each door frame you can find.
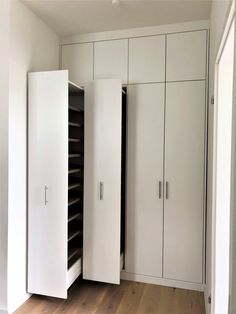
[211,2,235,313]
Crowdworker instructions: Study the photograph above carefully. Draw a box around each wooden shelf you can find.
[68,229,82,242]
[69,138,82,143]
[69,81,84,96]
[68,183,81,191]
[68,212,82,223]
[68,168,81,175]
[68,247,82,261]
[69,122,83,128]
[69,153,82,158]
[69,105,84,113]
[68,197,81,206]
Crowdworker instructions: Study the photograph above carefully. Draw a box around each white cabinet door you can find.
[129,35,165,84]
[83,79,122,284]
[61,43,93,86]
[166,30,207,81]
[94,39,128,84]
[126,83,165,277]
[164,81,205,283]
[28,71,68,298]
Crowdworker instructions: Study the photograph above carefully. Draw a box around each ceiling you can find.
[21,0,212,37]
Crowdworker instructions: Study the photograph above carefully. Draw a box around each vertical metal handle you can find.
[158,181,162,199]
[99,182,104,200]
[165,181,169,199]
[45,185,48,206]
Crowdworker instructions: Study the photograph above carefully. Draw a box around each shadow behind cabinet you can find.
[28,71,126,298]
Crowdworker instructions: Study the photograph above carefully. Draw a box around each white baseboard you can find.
[121,271,205,292]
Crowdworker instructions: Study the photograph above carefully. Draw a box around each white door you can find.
[126,83,165,277]
[83,79,122,284]
[164,81,205,283]
[28,71,68,298]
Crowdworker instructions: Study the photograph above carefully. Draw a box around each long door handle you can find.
[45,185,48,206]
[165,181,169,199]
[99,182,104,200]
[158,181,162,199]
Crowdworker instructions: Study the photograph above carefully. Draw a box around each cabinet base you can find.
[120,271,205,292]
[67,258,82,289]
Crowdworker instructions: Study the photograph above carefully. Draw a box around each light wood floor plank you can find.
[14,279,205,314]
[136,283,162,314]
[115,282,146,314]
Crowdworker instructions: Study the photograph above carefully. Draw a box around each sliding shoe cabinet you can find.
[28,70,84,298]
[28,71,126,298]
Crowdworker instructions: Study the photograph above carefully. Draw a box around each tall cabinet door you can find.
[126,84,165,277]
[164,81,205,283]
[83,79,122,284]
[28,71,68,298]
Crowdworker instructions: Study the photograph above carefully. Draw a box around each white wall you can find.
[205,0,232,312]
[0,1,59,313]
[0,0,10,313]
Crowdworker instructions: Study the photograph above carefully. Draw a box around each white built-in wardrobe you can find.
[28,27,208,298]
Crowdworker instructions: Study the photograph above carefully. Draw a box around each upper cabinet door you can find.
[164,81,205,283]
[28,71,68,298]
[83,79,122,284]
[166,30,207,81]
[61,43,93,86]
[129,35,165,84]
[94,39,128,84]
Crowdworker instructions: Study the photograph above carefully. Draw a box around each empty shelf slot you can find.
[69,122,83,128]
[69,168,81,175]
[68,183,81,191]
[68,229,82,242]
[69,105,84,113]
[69,138,82,143]
[68,247,82,261]
[68,197,81,206]
[68,212,82,223]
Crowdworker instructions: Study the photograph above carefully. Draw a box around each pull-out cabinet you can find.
[28,72,126,298]
[28,71,84,298]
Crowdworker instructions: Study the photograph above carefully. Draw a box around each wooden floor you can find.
[15,279,205,314]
